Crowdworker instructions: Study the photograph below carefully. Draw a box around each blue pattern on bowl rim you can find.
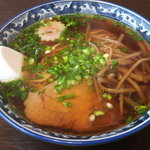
[0,0,150,146]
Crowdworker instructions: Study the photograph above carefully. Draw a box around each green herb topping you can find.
[115,21,126,28]
[110,60,119,69]
[135,105,149,114]
[0,79,32,102]
[57,94,76,102]
[63,102,72,108]
[102,93,112,100]
[94,111,105,116]
[121,48,127,53]
[126,116,133,124]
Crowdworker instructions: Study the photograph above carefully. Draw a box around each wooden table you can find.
[0,0,150,149]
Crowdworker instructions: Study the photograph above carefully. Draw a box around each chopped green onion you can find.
[21,92,28,101]
[94,111,105,116]
[102,93,112,100]
[107,94,112,100]
[38,89,46,95]
[147,54,150,57]
[111,60,119,69]
[57,94,76,102]
[126,116,133,124]
[10,14,110,95]
[99,59,106,65]
[134,36,144,41]
[20,86,26,92]
[102,93,107,99]
[127,31,137,36]
[115,21,126,28]
[82,48,91,55]
[93,15,106,21]
[63,102,72,108]
[29,58,35,65]
[135,105,149,114]
[30,88,37,92]
[37,74,43,79]
[62,56,69,63]
[12,105,17,109]
[121,48,127,53]
[48,78,54,83]
[53,56,58,61]
[75,75,82,80]
[0,79,30,102]
[45,46,52,50]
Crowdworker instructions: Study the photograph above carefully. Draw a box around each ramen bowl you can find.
[0,0,150,146]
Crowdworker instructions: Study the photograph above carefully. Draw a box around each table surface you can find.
[0,0,150,150]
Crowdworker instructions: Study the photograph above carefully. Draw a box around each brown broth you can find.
[9,14,150,135]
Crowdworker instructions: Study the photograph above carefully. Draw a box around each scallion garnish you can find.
[63,102,72,108]
[107,94,112,100]
[121,48,127,53]
[29,58,35,65]
[12,105,17,109]
[37,74,43,79]
[102,93,112,100]
[115,21,126,28]
[38,89,46,95]
[45,46,52,50]
[147,54,150,57]
[57,94,76,101]
[134,36,144,41]
[93,15,106,21]
[0,79,31,102]
[127,31,137,36]
[94,111,105,116]
[126,116,133,123]
[111,60,119,69]
[135,105,149,114]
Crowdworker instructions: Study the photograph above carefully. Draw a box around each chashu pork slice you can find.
[24,80,99,132]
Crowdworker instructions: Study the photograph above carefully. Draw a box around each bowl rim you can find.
[1,108,150,146]
[0,0,150,146]
[0,0,150,31]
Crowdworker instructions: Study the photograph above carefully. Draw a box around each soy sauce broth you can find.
[1,14,150,135]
